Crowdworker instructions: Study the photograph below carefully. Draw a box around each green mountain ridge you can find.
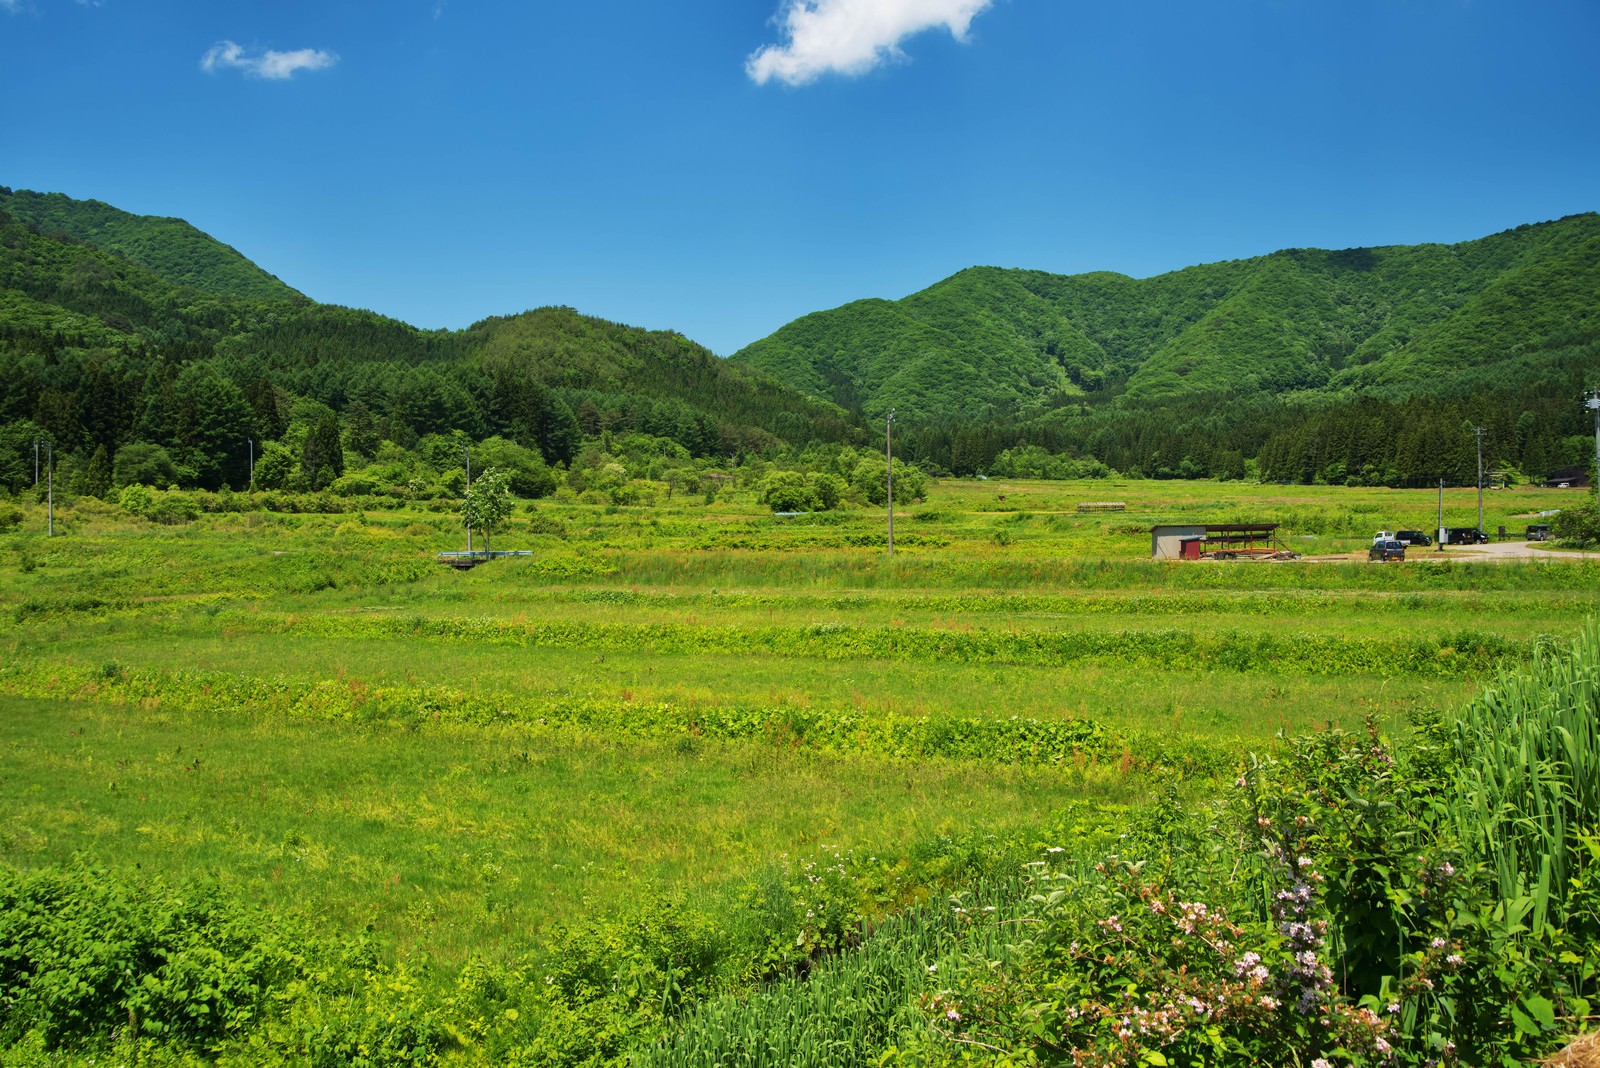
[0,188,303,303]
[730,213,1600,420]
[0,187,859,493]
[2,185,1594,494]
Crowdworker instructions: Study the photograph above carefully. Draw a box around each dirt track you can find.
[1343,540,1598,564]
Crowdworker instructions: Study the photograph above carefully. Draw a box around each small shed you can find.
[1151,523,1280,560]
[1151,524,1206,560]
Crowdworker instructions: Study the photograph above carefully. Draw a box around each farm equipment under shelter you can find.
[1152,524,1293,561]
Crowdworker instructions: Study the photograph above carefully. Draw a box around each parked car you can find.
[1373,530,1396,544]
[1527,524,1552,542]
[1369,539,1407,562]
[1394,529,1432,546]
[1444,527,1490,545]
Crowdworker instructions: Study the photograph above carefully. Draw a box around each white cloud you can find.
[747,0,993,87]
[1,0,24,14]
[201,40,339,80]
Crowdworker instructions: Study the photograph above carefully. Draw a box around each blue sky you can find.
[3,0,1597,355]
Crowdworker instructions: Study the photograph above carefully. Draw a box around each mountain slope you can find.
[729,214,1600,419]
[0,187,302,303]
[0,187,861,485]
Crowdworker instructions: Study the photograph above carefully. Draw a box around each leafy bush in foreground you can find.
[0,822,1096,1064]
[886,623,1600,1067]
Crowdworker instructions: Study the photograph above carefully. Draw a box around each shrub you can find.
[0,865,303,1049]
[1553,502,1600,548]
[111,442,182,489]
[763,470,818,513]
[894,626,1600,1068]
[117,482,153,516]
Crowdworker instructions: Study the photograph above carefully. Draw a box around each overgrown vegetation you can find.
[872,623,1600,1068]
[2,473,1598,1064]
[4,182,1599,1063]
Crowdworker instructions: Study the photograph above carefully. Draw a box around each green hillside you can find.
[0,188,860,496]
[0,188,303,303]
[3,185,1593,496]
[731,214,1600,417]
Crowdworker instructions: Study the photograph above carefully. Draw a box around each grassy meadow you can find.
[2,476,1597,1064]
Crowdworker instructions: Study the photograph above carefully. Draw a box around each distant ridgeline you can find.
[1,183,1595,494]
[0,187,859,496]
[731,214,1600,485]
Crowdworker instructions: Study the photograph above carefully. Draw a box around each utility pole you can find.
[1473,426,1486,533]
[34,439,39,485]
[248,438,254,489]
[46,443,53,537]
[1587,390,1600,514]
[464,444,473,555]
[1437,478,1445,550]
[885,410,896,556]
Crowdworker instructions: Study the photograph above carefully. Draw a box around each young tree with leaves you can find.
[462,467,513,554]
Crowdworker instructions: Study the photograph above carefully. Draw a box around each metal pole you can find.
[1437,477,1444,550]
[46,444,53,538]
[248,438,254,489]
[1473,426,1485,534]
[1588,391,1600,514]
[34,439,39,485]
[885,410,895,556]
[464,445,472,555]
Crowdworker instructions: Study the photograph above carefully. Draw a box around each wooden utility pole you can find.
[885,410,895,556]
[1473,426,1486,533]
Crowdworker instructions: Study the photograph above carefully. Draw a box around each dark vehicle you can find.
[1527,524,1552,542]
[1369,539,1407,562]
[1394,529,1432,546]
[1445,527,1490,545]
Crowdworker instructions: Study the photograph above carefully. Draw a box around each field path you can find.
[1401,540,1597,563]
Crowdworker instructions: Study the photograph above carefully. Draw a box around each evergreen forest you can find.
[732,214,1600,487]
[2,185,1597,500]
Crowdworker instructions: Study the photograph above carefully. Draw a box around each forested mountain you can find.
[0,189,303,303]
[0,187,860,496]
[731,214,1599,419]
[1,184,1593,499]
[730,214,1600,485]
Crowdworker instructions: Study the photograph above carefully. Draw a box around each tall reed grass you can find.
[1449,620,1600,935]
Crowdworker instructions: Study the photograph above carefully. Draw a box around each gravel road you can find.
[1361,540,1598,563]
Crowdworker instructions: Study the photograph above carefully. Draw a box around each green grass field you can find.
[2,477,1596,1062]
